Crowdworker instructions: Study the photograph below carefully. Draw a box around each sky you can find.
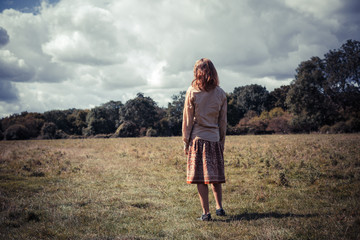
[0,0,359,117]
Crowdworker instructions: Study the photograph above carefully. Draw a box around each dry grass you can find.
[0,134,359,239]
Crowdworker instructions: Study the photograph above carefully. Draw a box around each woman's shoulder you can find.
[187,85,201,94]
[215,86,227,98]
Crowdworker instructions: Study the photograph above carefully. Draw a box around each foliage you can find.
[66,109,88,135]
[324,39,360,115]
[119,93,161,130]
[286,57,336,132]
[268,85,290,110]
[146,128,157,137]
[166,91,186,136]
[113,121,139,137]
[40,122,57,139]
[228,84,270,126]
[4,124,30,140]
[43,110,71,134]
[1,112,44,138]
[266,115,292,134]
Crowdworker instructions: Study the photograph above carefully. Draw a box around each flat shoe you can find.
[198,213,212,221]
[216,208,226,216]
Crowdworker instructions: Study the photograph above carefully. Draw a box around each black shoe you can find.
[216,208,226,216]
[198,213,212,221]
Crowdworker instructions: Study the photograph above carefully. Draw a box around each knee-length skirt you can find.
[187,138,225,184]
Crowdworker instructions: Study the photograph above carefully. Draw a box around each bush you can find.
[346,117,360,132]
[0,130,3,140]
[4,124,30,140]
[55,130,68,139]
[319,125,331,134]
[330,121,350,133]
[146,128,157,137]
[266,116,291,134]
[113,121,139,137]
[40,122,57,139]
[247,117,268,134]
[226,126,247,135]
[269,107,286,118]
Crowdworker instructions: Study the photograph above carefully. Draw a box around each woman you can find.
[182,58,227,221]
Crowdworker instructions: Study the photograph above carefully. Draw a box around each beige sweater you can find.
[182,85,227,149]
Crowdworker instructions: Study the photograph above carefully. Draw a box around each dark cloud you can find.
[335,0,360,41]
[0,80,18,102]
[0,50,34,82]
[0,27,9,47]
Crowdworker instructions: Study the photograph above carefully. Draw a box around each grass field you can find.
[0,134,359,239]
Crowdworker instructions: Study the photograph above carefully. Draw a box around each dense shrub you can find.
[319,125,331,134]
[55,130,68,139]
[40,122,57,139]
[266,116,291,134]
[345,117,360,132]
[113,121,139,137]
[4,124,30,140]
[330,121,350,133]
[146,128,157,137]
[247,117,268,134]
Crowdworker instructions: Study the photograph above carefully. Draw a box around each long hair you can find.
[192,58,219,91]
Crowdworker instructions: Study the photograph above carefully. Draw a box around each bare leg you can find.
[197,184,209,214]
[211,183,222,210]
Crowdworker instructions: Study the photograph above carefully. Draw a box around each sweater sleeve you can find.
[182,88,195,148]
[218,95,227,150]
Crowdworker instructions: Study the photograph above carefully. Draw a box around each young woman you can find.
[182,58,227,221]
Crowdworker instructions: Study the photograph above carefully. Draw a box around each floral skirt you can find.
[187,138,225,184]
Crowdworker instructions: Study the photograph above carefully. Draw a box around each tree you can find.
[100,100,123,128]
[227,93,243,126]
[67,109,89,135]
[167,91,186,136]
[43,110,71,134]
[23,113,45,138]
[40,122,57,139]
[228,84,270,125]
[119,93,160,130]
[268,85,290,110]
[4,124,30,140]
[286,57,336,131]
[324,39,360,116]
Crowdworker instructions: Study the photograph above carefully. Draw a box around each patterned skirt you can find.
[187,138,225,184]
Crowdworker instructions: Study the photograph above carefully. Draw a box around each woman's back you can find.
[182,85,227,147]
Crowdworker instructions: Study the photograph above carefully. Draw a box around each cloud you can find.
[0,49,34,81]
[0,27,9,47]
[0,0,359,117]
[0,80,18,102]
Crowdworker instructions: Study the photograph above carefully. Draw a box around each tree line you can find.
[1,39,359,140]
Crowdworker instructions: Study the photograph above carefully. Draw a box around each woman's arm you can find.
[182,88,195,153]
[218,96,227,150]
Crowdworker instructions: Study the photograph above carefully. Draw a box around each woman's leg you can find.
[197,184,209,214]
[211,183,222,210]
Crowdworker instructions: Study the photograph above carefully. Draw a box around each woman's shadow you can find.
[214,212,318,222]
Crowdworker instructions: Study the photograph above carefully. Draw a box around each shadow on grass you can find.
[214,212,319,222]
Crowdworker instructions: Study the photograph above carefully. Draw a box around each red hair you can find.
[192,58,219,91]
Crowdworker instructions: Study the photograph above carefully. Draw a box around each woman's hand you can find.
[184,142,189,155]
[184,148,189,155]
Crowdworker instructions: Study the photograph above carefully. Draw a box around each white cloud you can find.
[0,0,359,117]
